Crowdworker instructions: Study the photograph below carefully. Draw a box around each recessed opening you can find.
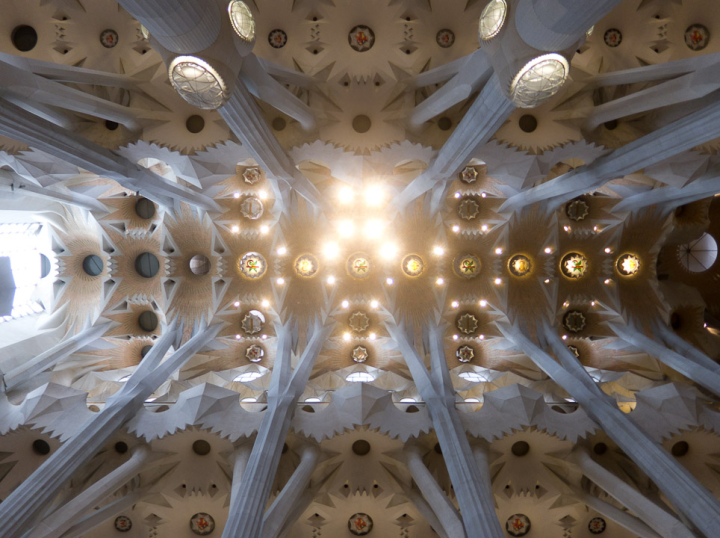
[105,120,119,131]
[135,252,160,278]
[12,26,38,52]
[272,117,286,131]
[32,439,50,456]
[511,441,530,457]
[115,441,128,454]
[438,117,452,131]
[82,254,104,277]
[192,440,212,456]
[282,443,289,454]
[406,405,419,413]
[434,443,442,455]
[302,405,315,413]
[186,115,205,134]
[519,114,538,133]
[189,254,210,276]
[140,345,153,358]
[135,198,156,220]
[40,254,51,278]
[593,442,608,455]
[352,440,371,456]
[670,312,682,330]
[138,311,159,332]
[671,440,689,457]
[352,115,372,134]
[603,120,618,130]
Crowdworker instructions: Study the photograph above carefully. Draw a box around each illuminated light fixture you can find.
[343,332,352,341]
[593,225,599,232]
[231,225,240,233]
[591,301,595,306]
[563,301,570,308]
[305,397,322,403]
[400,398,416,403]
[277,246,287,255]
[228,0,256,41]
[370,299,379,309]
[235,334,241,340]
[459,371,484,382]
[454,191,461,199]
[481,192,487,198]
[339,187,354,203]
[364,185,384,206]
[346,372,374,383]
[365,220,383,238]
[562,335,568,340]
[234,371,263,383]
[434,246,444,255]
[481,224,488,232]
[465,398,480,403]
[604,279,611,284]
[563,225,571,232]
[452,225,460,233]
[261,299,270,308]
[241,397,257,403]
[479,300,487,307]
[233,192,241,199]
[451,301,459,309]
[544,279,550,284]
[369,332,376,340]
[276,277,285,285]
[258,190,268,200]
[324,243,339,259]
[261,334,268,340]
[327,275,336,285]
[452,334,459,341]
[234,301,241,308]
[260,225,269,234]
[544,247,552,254]
[386,277,394,285]
[494,277,502,285]
[510,53,570,108]
[168,56,229,110]
[479,334,485,340]
[380,243,398,259]
[495,247,503,255]
[604,247,612,254]
[478,0,507,40]
[436,277,444,285]
[616,253,640,276]
[338,220,354,237]
[342,300,350,308]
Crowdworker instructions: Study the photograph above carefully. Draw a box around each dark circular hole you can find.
[212,484,217,488]
[511,441,530,457]
[312,17,317,21]
[434,443,442,455]
[593,442,608,455]
[438,117,452,131]
[405,405,419,413]
[186,115,205,134]
[518,114,538,133]
[405,49,411,54]
[373,484,378,488]
[343,81,349,86]
[192,440,211,456]
[138,311,159,332]
[272,117,286,131]
[82,254,104,277]
[105,120,119,131]
[312,49,318,54]
[32,439,50,456]
[670,312,682,330]
[603,120,618,130]
[12,26,38,52]
[352,115,372,134]
[115,441,128,454]
[344,484,349,488]
[135,198,156,220]
[140,345,153,358]
[282,443,288,454]
[352,440,371,456]
[40,254,51,278]
[135,252,160,278]
[671,440,689,457]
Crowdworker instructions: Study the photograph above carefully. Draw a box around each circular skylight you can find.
[679,233,718,272]
[228,0,256,42]
[510,53,569,108]
[478,0,507,41]
[168,56,229,110]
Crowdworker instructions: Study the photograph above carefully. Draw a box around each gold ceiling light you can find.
[228,0,256,42]
[510,53,570,108]
[168,56,229,110]
[478,0,508,41]
[616,253,640,276]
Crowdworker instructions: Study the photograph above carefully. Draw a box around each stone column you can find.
[0,171,108,213]
[655,323,720,374]
[221,322,333,538]
[0,322,223,537]
[610,323,720,398]
[0,98,221,212]
[498,322,720,538]
[566,447,695,538]
[387,321,504,538]
[405,441,466,538]
[261,442,321,538]
[60,489,146,538]
[116,0,221,54]
[2,322,112,391]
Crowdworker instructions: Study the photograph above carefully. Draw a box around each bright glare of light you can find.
[339,186,354,203]
[604,247,611,253]
[261,299,270,308]
[452,334,459,341]
[369,332,376,340]
[495,247,503,255]
[479,334,485,340]
[494,277,502,285]
[341,300,349,308]
[231,225,240,233]
[365,220,383,238]
[563,225,570,232]
[235,334,241,340]
[451,301,459,309]
[234,371,264,382]
[338,220,355,237]
[258,190,268,200]
[276,278,285,285]
[346,372,374,383]
[562,335,568,341]
[370,300,379,309]
[305,397,322,403]
[481,192,487,198]
[364,185,384,206]
[277,246,287,255]
[434,246,444,255]
[241,397,257,402]
[261,334,268,340]
[260,225,269,234]
[234,301,241,307]
[465,398,480,403]
[233,192,241,199]
[544,247,552,254]
[327,275,336,285]
[400,398,416,403]
[593,226,599,232]
[544,279,550,284]
[324,243,339,258]
[459,372,483,382]
[386,277,394,285]
[452,225,460,233]
[454,191,461,199]
[343,332,351,341]
[479,300,487,307]
[481,224,488,232]
[604,279,611,284]
[436,277,444,285]
[591,301,595,306]
[380,243,398,259]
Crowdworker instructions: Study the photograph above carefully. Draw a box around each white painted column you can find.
[0,171,108,213]
[59,489,145,538]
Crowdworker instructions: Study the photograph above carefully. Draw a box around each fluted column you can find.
[0,98,221,212]
[116,0,221,54]
[566,447,695,538]
[0,322,223,537]
[405,442,466,538]
[2,322,112,391]
[222,321,333,538]
[498,322,720,538]
[261,443,321,538]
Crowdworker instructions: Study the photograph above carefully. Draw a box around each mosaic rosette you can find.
[242,167,261,184]
[401,254,424,277]
[268,29,287,48]
[616,253,640,276]
[459,166,478,184]
[563,310,587,333]
[685,24,709,51]
[457,313,479,335]
[347,253,372,280]
[567,345,580,358]
[100,29,119,48]
[349,311,370,333]
[454,254,481,279]
[239,252,266,279]
[348,513,373,535]
[566,199,589,221]
[506,514,531,536]
[114,515,132,532]
[509,254,532,277]
[561,252,588,278]
[348,26,375,52]
[458,199,479,220]
[352,345,369,363]
[245,344,264,362]
[456,345,474,363]
[604,28,622,47]
[436,29,455,48]
[295,254,319,278]
[190,513,215,536]
[242,311,264,334]
[240,197,264,220]
[588,517,606,534]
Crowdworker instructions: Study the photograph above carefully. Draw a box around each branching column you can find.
[0,322,223,536]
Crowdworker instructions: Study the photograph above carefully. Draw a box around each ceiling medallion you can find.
[268,29,287,49]
[616,253,640,276]
[295,254,319,278]
[100,29,119,48]
[243,166,261,184]
[352,346,369,363]
[561,252,588,279]
[242,310,265,334]
[245,344,264,362]
[114,516,132,532]
[347,253,372,280]
[239,252,267,279]
[459,166,478,184]
[458,199,479,220]
[349,311,370,333]
[506,514,531,537]
[566,199,589,221]
[456,345,475,363]
[457,313,479,335]
[604,28,622,47]
[401,254,424,277]
[190,513,215,536]
[454,254,481,279]
[348,513,373,535]
[348,26,375,52]
[240,196,264,220]
[509,254,532,277]
[685,24,709,51]
[436,29,455,48]
[563,310,587,333]
[588,517,607,534]
[567,345,580,358]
